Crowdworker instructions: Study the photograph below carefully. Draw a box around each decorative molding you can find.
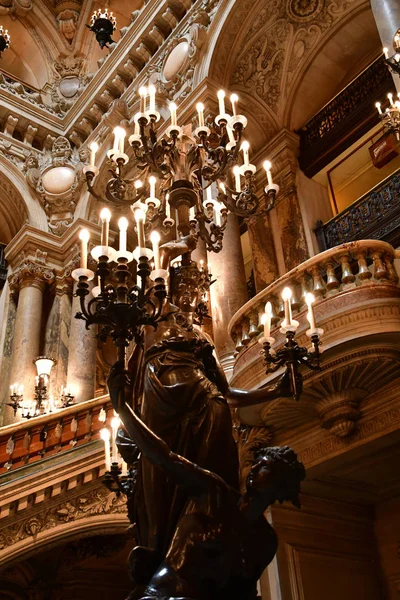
[8,255,55,294]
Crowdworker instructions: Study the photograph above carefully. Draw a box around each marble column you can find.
[5,262,54,424]
[247,211,279,293]
[371,0,400,93]
[44,275,73,399]
[66,281,97,402]
[208,213,248,379]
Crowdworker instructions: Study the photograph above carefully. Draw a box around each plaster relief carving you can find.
[152,20,208,100]
[51,55,92,114]
[24,137,84,236]
[57,9,79,43]
[0,0,32,17]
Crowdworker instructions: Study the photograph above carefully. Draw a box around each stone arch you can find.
[0,512,128,568]
[283,3,381,131]
[0,158,47,242]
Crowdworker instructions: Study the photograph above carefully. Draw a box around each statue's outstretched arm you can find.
[159,234,197,269]
[227,371,296,407]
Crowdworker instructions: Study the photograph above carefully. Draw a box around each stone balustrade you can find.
[228,240,400,389]
[0,394,113,475]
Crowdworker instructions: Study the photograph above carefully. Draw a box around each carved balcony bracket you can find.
[315,389,366,438]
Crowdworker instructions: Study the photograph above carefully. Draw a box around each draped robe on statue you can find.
[131,332,239,556]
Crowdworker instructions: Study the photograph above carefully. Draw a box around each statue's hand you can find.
[107,360,133,412]
[159,235,197,268]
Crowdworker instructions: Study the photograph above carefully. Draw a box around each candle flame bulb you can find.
[89,141,99,167]
[150,230,161,269]
[118,216,128,253]
[196,102,205,127]
[233,165,241,192]
[100,208,111,222]
[169,102,178,127]
[217,89,226,116]
[305,293,316,330]
[375,102,382,114]
[240,140,250,167]
[230,93,239,116]
[148,84,156,113]
[79,228,90,269]
[100,208,111,247]
[281,287,292,301]
[263,160,273,186]
[139,86,147,113]
[134,179,143,189]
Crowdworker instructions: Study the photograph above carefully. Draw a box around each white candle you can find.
[264,301,272,338]
[233,166,241,192]
[241,141,250,167]
[113,126,124,152]
[149,175,156,199]
[10,384,14,394]
[165,193,171,218]
[219,182,226,194]
[121,460,128,476]
[281,287,293,326]
[215,203,222,226]
[118,128,126,154]
[118,217,128,253]
[263,160,273,186]
[148,84,156,113]
[383,47,389,59]
[375,102,382,115]
[150,230,161,269]
[134,208,146,248]
[111,416,119,463]
[189,206,195,220]
[388,93,394,107]
[89,141,99,167]
[169,102,177,127]
[100,428,111,471]
[206,186,213,203]
[305,293,316,330]
[230,93,238,116]
[217,90,226,116]
[79,228,90,269]
[196,102,205,127]
[100,208,111,246]
[139,86,147,113]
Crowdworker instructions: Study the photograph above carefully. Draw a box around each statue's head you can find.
[170,257,211,317]
[245,446,305,509]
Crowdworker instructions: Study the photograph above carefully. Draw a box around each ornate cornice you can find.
[8,257,55,294]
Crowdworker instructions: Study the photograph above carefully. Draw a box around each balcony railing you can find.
[298,56,393,177]
[228,240,400,386]
[0,395,113,474]
[315,169,400,251]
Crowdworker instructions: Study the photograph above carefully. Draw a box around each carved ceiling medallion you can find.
[287,0,323,22]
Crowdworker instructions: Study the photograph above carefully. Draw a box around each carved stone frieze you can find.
[0,485,127,552]
[0,0,32,17]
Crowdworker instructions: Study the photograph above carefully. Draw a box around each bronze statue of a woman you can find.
[109,362,305,600]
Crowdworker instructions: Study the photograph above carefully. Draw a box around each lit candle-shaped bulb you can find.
[118,128,126,154]
[263,160,273,186]
[305,292,316,330]
[233,165,241,192]
[18,384,24,396]
[111,416,119,463]
[281,286,293,326]
[206,186,213,203]
[100,428,111,471]
[113,126,125,153]
[388,92,394,107]
[118,217,128,253]
[200,259,204,271]
[100,207,111,246]
[134,208,146,248]
[165,193,171,218]
[241,141,250,168]
[149,175,157,199]
[196,102,205,127]
[134,179,143,191]
[383,47,389,59]
[139,86,147,113]
[375,102,382,115]
[230,93,239,116]
[79,229,90,269]
[148,84,156,114]
[169,102,178,127]
[264,301,272,338]
[217,90,226,116]
[150,230,161,269]
[219,182,227,194]
[89,141,99,167]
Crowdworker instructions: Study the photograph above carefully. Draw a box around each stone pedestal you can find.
[208,213,248,380]
[66,281,97,402]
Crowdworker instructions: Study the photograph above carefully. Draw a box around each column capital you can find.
[9,258,55,294]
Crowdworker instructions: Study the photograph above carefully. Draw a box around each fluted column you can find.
[208,213,248,379]
[371,0,400,93]
[5,261,55,424]
[66,281,97,402]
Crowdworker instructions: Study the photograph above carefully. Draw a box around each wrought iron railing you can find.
[299,56,393,176]
[315,169,400,250]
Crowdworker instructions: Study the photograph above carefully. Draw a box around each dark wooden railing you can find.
[315,169,400,250]
[299,56,393,176]
[0,243,6,290]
